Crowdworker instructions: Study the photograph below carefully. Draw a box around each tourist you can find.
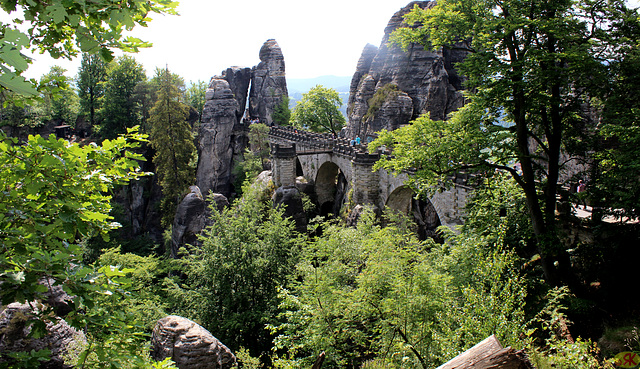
[577,179,587,209]
[355,136,361,145]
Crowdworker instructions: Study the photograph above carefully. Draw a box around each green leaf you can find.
[0,44,30,71]
[0,73,38,95]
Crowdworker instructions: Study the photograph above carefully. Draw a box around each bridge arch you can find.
[315,161,349,217]
[386,185,442,240]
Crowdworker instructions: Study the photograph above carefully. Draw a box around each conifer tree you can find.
[149,67,196,226]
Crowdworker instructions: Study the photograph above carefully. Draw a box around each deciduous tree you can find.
[292,85,345,135]
[77,53,108,126]
[100,55,146,138]
[185,80,207,123]
[374,0,639,285]
[0,0,177,96]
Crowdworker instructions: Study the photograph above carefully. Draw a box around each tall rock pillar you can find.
[249,39,288,125]
[196,78,241,198]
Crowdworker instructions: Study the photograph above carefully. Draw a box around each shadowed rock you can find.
[171,186,229,258]
[0,303,85,369]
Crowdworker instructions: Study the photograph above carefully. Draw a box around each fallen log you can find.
[437,335,534,369]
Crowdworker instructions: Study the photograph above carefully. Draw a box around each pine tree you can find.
[149,67,196,226]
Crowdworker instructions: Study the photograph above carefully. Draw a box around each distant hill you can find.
[287,75,352,94]
[287,75,352,118]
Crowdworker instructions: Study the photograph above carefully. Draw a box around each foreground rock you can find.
[151,315,236,369]
[0,303,84,368]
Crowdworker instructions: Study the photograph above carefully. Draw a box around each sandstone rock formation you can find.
[221,67,251,122]
[272,185,307,232]
[345,0,468,139]
[196,78,245,198]
[249,39,288,125]
[171,186,229,258]
[0,303,85,368]
[151,315,235,369]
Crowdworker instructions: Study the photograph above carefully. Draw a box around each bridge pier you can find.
[271,143,297,187]
[351,152,380,206]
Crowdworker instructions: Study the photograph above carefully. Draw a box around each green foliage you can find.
[39,66,79,125]
[170,183,300,360]
[100,55,147,138]
[0,0,178,96]
[77,53,108,126]
[292,85,345,135]
[591,45,640,220]
[149,67,196,227]
[0,89,48,128]
[269,210,527,368]
[96,248,169,329]
[527,287,615,369]
[0,127,151,364]
[272,95,292,126]
[382,0,640,285]
[185,80,207,123]
[364,83,399,122]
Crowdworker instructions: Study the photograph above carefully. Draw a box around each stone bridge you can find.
[269,126,472,230]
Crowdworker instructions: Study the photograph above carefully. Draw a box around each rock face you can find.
[195,40,288,198]
[272,185,307,232]
[221,67,252,122]
[345,0,468,139]
[249,39,288,125]
[196,78,245,198]
[171,186,229,258]
[151,315,236,369]
[0,303,85,369]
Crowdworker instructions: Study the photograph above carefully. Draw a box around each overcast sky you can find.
[9,0,640,83]
[20,0,415,82]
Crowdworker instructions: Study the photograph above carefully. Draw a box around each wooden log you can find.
[311,351,325,369]
[437,335,534,369]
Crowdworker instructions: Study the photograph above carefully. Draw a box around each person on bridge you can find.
[355,136,361,145]
[577,179,587,209]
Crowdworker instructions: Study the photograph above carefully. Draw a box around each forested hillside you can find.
[1,0,639,368]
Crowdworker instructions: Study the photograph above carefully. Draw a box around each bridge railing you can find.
[269,125,376,158]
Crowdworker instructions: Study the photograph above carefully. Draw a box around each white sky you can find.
[18,0,415,82]
[7,0,640,83]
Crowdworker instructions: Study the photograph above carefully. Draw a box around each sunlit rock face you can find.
[151,315,236,369]
[249,39,288,125]
[196,78,241,198]
[346,0,468,139]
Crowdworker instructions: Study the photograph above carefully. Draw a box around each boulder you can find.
[151,315,236,369]
[0,303,85,369]
[249,39,288,125]
[171,186,229,258]
[272,185,307,233]
[345,0,468,139]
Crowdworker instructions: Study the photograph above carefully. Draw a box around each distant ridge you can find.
[287,75,352,94]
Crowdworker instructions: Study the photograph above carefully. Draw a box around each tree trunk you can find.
[437,335,534,369]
